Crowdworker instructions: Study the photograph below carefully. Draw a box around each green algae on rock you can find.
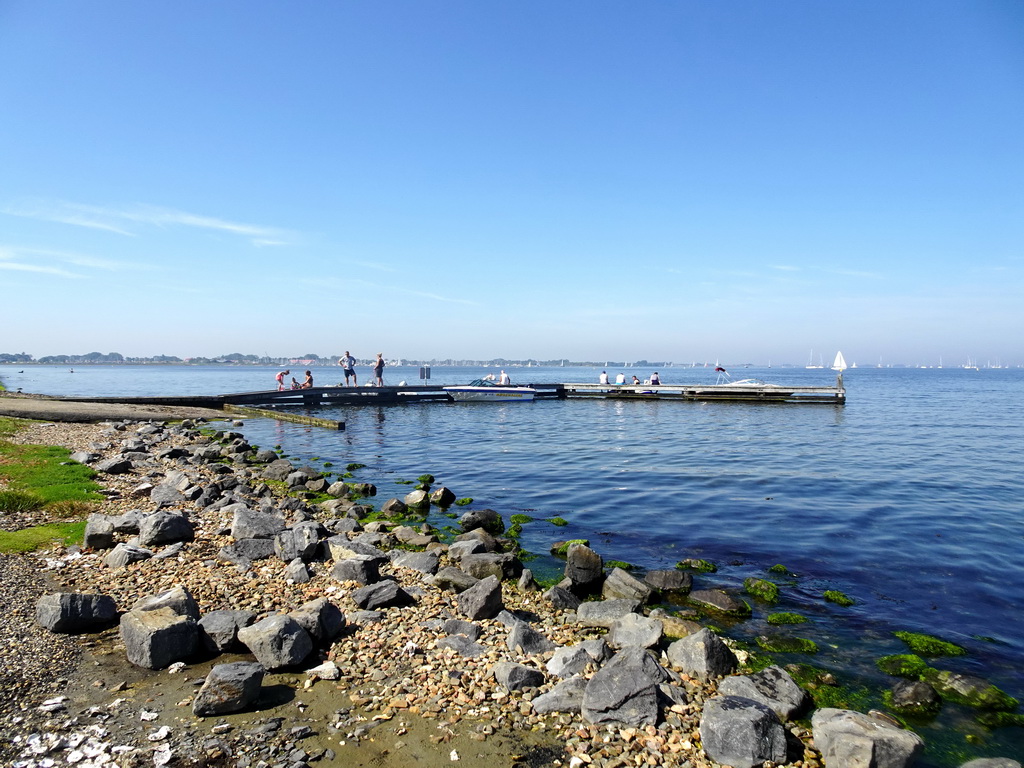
[893,630,967,657]
[755,635,818,654]
[743,577,779,603]
[675,558,717,573]
[876,653,930,679]
[823,589,855,606]
[767,611,808,625]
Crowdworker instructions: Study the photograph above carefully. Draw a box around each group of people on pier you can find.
[274,352,387,391]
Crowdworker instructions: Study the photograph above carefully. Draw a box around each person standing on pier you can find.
[373,353,385,386]
[338,351,357,386]
[275,369,290,391]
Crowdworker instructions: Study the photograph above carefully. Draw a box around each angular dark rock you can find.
[138,511,194,547]
[457,574,503,620]
[811,708,924,768]
[120,607,198,670]
[643,569,692,593]
[718,665,810,720]
[237,613,314,670]
[36,593,119,633]
[666,627,737,681]
[565,544,603,592]
[198,609,257,654]
[493,661,545,691]
[576,598,641,629]
[602,567,653,603]
[533,676,588,715]
[581,646,667,726]
[459,508,505,534]
[193,662,265,716]
[352,580,415,610]
[506,621,556,655]
[700,695,787,768]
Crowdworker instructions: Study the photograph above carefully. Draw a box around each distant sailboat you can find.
[806,350,824,369]
[831,351,847,372]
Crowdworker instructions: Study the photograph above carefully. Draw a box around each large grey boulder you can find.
[120,607,198,669]
[131,585,200,620]
[274,521,321,563]
[403,489,429,509]
[565,544,603,592]
[138,511,194,547]
[352,580,415,610]
[544,585,581,610]
[606,613,663,649]
[220,538,276,564]
[430,566,480,593]
[36,593,118,633]
[260,459,296,482]
[437,634,486,658]
[237,614,313,670]
[446,539,486,561]
[149,482,185,507]
[290,597,345,644]
[105,543,154,569]
[506,621,555,655]
[960,761,1022,768]
[332,554,381,585]
[718,665,810,720]
[547,639,611,678]
[325,536,387,562]
[392,550,440,575]
[699,695,787,768]
[83,515,116,550]
[457,575,504,620]
[666,628,737,681]
[576,598,641,629]
[199,610,257,654]
[95,457,133,474]
[192,662,265,716]
[459,508,504,534]
[430,486,456,507]
[644,569,692,593]
[492,661,545,691]
[460,552,522,581]
[533,676,589,714]
[811,708,924,768]
[581,647,668,726]
[689,588,749,616]
[602,568,653,603]
[229,504,286,540]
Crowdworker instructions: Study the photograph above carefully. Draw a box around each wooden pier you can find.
[55,376,845,419]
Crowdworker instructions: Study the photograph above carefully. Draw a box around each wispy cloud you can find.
[305,276,478,306]
[0,244,154,278]
[0,261,82,278]
[2,199,291,246]
[771,264,801,272]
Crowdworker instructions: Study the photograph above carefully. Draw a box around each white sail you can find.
[832,351,848,371]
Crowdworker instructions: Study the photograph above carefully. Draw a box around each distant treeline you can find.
[1,352,677,368]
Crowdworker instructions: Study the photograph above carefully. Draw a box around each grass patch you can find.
[0,489,46,513]
[893,630,967,657]
[0,442,104,505]
[0,521,87,554]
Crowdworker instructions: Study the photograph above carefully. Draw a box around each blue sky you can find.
[1,1,1021,366]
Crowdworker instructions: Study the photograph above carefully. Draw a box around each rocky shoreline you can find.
[1,415,1020,768]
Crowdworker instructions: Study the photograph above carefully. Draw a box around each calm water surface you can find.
[4,363,1023,763]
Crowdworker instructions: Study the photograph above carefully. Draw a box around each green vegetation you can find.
[0,489,46,513]
[788,665,875,712]
[417,474,435,484]
[509,514,533,525]
[346,462,366,471]
[881,688,940,716]
[554,539,590,556]
[744,577,779,602]
[454,498,473,506]
[823,590,855,606]
[548,517,568,527]
[919,668,1019,711]
[0,521,87,554]
[676,558,717,573]
[0,438,103,506]
[976,711,1024,728]
[767,612,808,625]
[893,630,967,657]
[768,563,791,575]
[322,462,333,468]
[876,653,930,679]
[755,635,818,654]
[605,560,635,571]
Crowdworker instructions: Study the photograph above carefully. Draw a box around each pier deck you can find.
[55,377,845,414]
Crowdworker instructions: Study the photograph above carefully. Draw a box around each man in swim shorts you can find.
[338,351,357,386]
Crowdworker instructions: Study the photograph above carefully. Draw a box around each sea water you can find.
[4,363,1023,763]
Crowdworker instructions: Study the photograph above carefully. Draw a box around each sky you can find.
[1,1,1022,366]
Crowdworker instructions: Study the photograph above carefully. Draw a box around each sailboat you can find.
[831,351,847,372]
[806,350,824,369]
